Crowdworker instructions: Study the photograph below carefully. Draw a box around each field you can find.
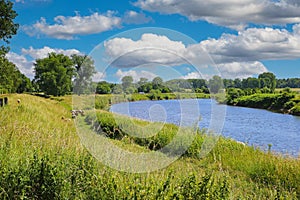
[0,94,300,199]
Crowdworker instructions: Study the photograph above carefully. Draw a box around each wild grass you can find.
[0,94,299,199]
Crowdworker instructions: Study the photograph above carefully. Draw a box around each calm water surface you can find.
[111,99,300,157]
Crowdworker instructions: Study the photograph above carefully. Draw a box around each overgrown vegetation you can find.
[223,87,300,116]
[1,94,300,199]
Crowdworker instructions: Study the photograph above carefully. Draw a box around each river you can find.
[110,99,300,157]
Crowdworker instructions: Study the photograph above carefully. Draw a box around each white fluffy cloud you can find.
[135,0,300,29]
[104,24,300,78]
[104,33,187,68]
[24,11,153,39]
[24,12,121,39]
[21,46,81,59]
[123,11,153,24]
[92,72,106,82]
[181,62,267,79]
[116,69,157,82]
[194,25,300,63]
[216,62,268,79]
[7,46,82,79]
[181,72,202,80]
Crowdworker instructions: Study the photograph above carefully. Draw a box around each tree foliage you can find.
[277,78,300,88]
[72,54,96,95]
[34,53,74,96]
[209,75,224,93]
[0,56,31,93]
[258,72,276,92]
[96,81,112,94]
[121,76,135,94]
[0,0,19,54]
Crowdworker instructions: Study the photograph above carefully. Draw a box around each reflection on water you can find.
[111,99,300,157]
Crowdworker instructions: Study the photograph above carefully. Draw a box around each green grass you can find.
[0,94,300,199]
[230,92,300,116]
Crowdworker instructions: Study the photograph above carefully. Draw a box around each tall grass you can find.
[0,94,299,199]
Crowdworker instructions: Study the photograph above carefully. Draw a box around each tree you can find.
[138,82,153,93]
[242,77,260,89]
[209,75,223,93]
[72,54,96,95]
[152,77,163,89]
[0,56,31,93]
[34,53,74,96]
[17,73,32,93]
[137,78,148,86]
[188,79,207,90]
[96,81,112,94]
[121,76,133,91]
[112,84,123,94]
[0,0,19,55]
[223,79,234,88]
[258,72,276,92]
[233,78,242,88]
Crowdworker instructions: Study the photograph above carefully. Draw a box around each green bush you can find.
[290,103,300,116]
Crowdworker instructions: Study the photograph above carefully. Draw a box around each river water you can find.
[111,99,300,157]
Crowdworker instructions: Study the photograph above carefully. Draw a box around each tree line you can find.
[96,72,280,95]
[2,47,299,97]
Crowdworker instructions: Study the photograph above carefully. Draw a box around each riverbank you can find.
[1,94,300,199]
[220,89,300,116]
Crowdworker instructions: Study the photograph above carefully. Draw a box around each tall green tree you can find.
[34,53,74,96]
[208,75,223,93]
[96,81,112,94]
[233,78,242,88]
[0,56,31,93]
[121,76,135,94]
[152,76,163,89]
[137,78,148,86]
[242,77,260,89]
[0,0,19,55]
[258,72,276,92]
[72,54,96,95]
[16,73,32,93]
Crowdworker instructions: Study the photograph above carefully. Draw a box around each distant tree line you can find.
[276,78,300,88]
[96,72,280,95]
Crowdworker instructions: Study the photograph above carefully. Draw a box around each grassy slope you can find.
[0,94,300,199]
[227,90,300,116]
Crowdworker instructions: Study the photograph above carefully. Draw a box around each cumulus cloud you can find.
[181,62,267,79]
[216,62,268,79]
[181,72,202,80]
[92,72,106,82]
[123,11,153,24]
[116,69,157,82]
[194,24,300,63]
[104,33,187,68]
[7,46,82,79]
[104,24,300,78]
[134,0,300,29]
[24,10,153,40]
[24,11,121,39]
[21,46,81,59]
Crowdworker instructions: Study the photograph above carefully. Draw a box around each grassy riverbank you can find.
[223,88,300,116]
[1,94,300,199]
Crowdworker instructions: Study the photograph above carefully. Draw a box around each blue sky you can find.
[6,0,300,82]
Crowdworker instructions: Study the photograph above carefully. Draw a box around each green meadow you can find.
[1,94,300,199]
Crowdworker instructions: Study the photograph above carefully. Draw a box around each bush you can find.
[290,103,300,116]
